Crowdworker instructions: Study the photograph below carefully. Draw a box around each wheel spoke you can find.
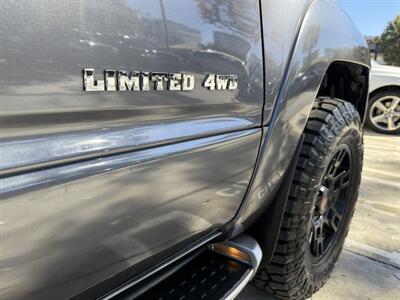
[327,154,339,176]
[371,113,386,123]
[316,239,324,257]
[330,188,340,205]
[327,162,336,177]
[389,97,400,110]
[327,207,343,233]
[333,169,350,190]
[311,221,325,256]
[328,149,346,176]
[375,101,388,112]
[387,116,395,130]
[335,149,347,169]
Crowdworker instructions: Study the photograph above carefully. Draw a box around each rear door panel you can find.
[0,0,263,140]
[0,0,263,299]
[1,130,260,300]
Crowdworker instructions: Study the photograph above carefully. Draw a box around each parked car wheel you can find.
[366,90,400,134]
[253,98,363,299]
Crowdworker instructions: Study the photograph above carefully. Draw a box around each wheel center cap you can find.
[385,109,396,117]
[321,193,329,212]
[319,186,330,213]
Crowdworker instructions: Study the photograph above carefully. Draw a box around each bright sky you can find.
[340,0,400,36]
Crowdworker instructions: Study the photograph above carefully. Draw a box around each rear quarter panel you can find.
[235,0,370,226]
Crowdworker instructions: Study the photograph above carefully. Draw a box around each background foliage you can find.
[380,15,400,66]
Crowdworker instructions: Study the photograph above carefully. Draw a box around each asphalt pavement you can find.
[239,129,400,300]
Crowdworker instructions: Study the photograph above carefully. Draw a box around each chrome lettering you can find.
[168,73,182,91]
[216,75,229,90]
[105,70,117,91]
[83,68,105,91]
[118,71,140,91]
[203,74,215,90]
[228,75,238,90]
[83,69,238,92]
[151,73,169,91]
[182,74,195,91]
[141,72,150,91]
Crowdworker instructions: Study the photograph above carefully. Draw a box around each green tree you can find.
[380,15,400,66]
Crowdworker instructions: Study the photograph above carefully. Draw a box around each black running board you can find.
[101,235,262,300]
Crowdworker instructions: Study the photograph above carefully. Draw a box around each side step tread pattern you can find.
[118,251,251,300]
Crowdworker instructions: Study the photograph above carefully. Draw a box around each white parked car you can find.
[367,60,400,134]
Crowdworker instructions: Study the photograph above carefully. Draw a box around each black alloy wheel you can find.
[309,146,351,260]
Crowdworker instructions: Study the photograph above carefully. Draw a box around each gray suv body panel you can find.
[1,130,260,300]
[0,1,264,298]
[235,0,370,227]
[0,0,369,299]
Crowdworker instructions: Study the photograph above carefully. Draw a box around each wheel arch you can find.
[317,60,370,123]
[369,85,400,99]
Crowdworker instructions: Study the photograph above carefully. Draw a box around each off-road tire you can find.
[253,97,363,299]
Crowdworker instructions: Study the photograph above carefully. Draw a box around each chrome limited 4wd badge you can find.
[83,69,238,92]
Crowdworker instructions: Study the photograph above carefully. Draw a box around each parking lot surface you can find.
[239,130,400,299]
